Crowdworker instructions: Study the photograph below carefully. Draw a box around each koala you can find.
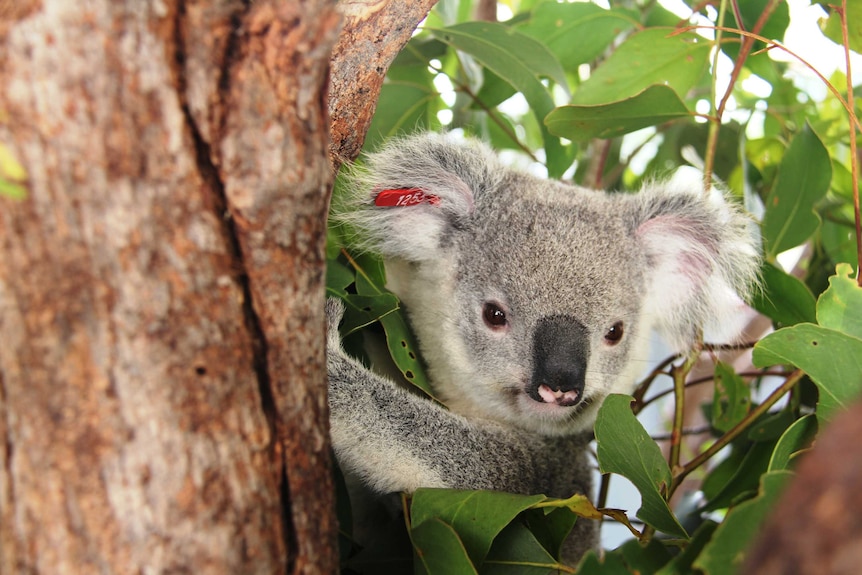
[326,132,759,564]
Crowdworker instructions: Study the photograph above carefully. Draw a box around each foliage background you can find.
[325,0,862,573]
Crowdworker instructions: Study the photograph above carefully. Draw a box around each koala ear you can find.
[626,181,760,351]
[335,133,500,261]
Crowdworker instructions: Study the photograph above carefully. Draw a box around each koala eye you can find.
[482,302,509,330]
[604,321,624,345]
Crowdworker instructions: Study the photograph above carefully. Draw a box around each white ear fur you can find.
[628,181,760,351]
[336,133,501,261]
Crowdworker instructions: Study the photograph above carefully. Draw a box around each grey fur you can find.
[327,133,760,563]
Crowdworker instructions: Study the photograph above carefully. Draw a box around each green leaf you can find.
[338,293,399,334]
[753,324,862,422]
[694,471,792,575]
[595,394,687,538]
[545,85,690,141]
[750,261,817,327]
[616,538,673,574]
[700,441,749,503]
[711,362,751,433]
[816,262,862,339]
[569,28,710,106]
[337,253,433,396]
[411,489,546,566]
[761,123,832,258]
[768,414,818,472]
[516,3,637,70]
[379,309,433,395]
[325,259,355,295]
[575,550,632,575]
[482,521,564,573]
[656,521,718,575]
[428,22,571,177]
[352,252,388,292]
[412,518,478,575]
[519,507,578,560]
[723,0,790,59]
[366,82,440,151]
[819,0,862,53]
[701,439,776,512]
[746,409,796,443]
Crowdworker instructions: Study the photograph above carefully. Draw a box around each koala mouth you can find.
[536,384,581,407]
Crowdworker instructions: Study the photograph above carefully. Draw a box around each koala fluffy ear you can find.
[335,133,499,261]
[626,181,760,351]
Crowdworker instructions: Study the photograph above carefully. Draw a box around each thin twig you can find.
[703,0,728,190]
[640,368,793,408]
[652,425,713,442]
[676,26,862,131]
[835,0,862,285]
[668,344,703,473]
[703,0,781,188]
[668,369,805,498]
[421,56,542,163]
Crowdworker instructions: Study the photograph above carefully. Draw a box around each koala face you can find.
[342,133,759,437]
[388,175,655,435]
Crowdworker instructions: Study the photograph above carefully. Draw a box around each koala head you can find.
[338,133,759,436]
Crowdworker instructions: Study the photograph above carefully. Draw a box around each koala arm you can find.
[325,299,588,497]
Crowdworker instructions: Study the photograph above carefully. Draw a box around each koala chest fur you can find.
[326,132,759,562]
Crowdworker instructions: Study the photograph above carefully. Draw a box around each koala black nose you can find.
[529,315,588,407]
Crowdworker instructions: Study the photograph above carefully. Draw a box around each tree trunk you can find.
[0,0,436,571]
[0,1,339,573]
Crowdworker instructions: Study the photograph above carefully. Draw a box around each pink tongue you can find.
[538,384,579,405]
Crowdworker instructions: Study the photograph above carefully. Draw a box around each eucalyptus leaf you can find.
[325,259,355,296]
[411,489,546,566]
[701,440,776,512]
[761,123,832,258]
[337,253,433,395]
[569,28,710,106]
[428,22,571,176]
[693,471,792,575]
[595,394,687,538]
[753,324,862,422]
[338,293,400,335]
[412,518,478,575]
[516,3,637,70]
[482,521,562,574]
[750,261,817,327]
[520,507,578,560]
[711,361,751,433]
[545,85,690,142]
[352,252,388,293]
[379,308,433,396]
[366,82,440,150]
[616,538,673,574]
[575,550,632,575]
[768,414,818,472]
[656,521,718,575]
[819,0,862,53]
[816,262,862,339]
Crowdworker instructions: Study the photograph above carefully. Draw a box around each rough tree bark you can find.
[329,0,440,167]
[0,0,434,573]
[0,1,338,572]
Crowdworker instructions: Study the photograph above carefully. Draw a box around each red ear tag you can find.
[374,188,440,208]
